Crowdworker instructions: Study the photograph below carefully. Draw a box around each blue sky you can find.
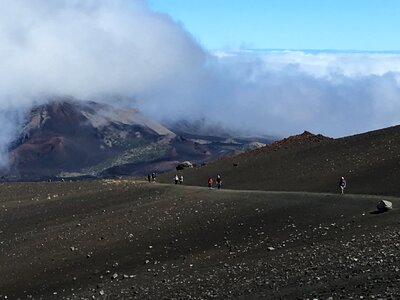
[148,0,400,51]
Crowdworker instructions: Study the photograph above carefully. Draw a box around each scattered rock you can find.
[377,200,393,212]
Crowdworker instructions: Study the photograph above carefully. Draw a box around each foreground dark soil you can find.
[0,180,399,299]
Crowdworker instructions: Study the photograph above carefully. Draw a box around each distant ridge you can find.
[241,130,331,157]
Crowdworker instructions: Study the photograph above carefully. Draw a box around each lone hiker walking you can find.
[339,176,346,194]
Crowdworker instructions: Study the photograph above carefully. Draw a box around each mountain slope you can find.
[9,100,175,179]
[4,99,270,180]
[159,127,400,196]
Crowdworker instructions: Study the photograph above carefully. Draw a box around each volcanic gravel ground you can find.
[0,180,399,299]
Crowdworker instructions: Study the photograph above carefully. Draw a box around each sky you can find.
[149,0,400,51]
[1,0,400,168]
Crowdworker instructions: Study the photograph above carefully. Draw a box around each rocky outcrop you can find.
[176,161,193,170]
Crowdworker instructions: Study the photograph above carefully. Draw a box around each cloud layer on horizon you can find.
[1,0,400,167]
[196,50,400,138]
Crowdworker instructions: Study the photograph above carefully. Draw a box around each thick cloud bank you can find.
[1,0,400,167]
[202,50,400,137]
[0,0,205,101]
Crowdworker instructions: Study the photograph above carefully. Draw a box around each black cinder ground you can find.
[0,180,399,299]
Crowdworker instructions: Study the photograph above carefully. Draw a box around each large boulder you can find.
[176,161,193,170]
[377,200,393,212]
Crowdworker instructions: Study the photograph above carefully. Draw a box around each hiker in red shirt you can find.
[208,177,213,189]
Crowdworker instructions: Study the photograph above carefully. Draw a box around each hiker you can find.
[216,175,222,189]
[339,176,346,194]
[147,174,151,183]
[152,172,156,183]
[208,177,213,189]
[174,175,179,184]
[179,175,184,184]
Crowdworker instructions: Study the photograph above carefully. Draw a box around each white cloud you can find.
[0,0,205,102]
[182,50,400,137]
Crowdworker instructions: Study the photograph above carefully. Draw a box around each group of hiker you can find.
[147,173,156,183]
[174,174,184,184]
[147,172,223,189]
[208,174,222,189]
[148,170,346,195]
